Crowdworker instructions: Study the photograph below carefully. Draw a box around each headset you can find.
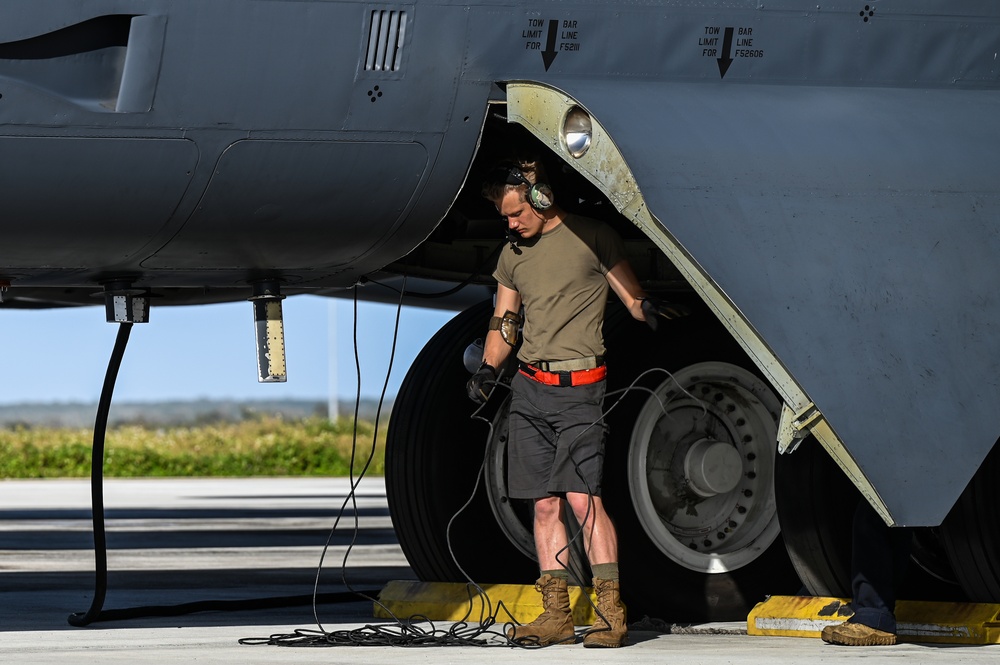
[492,164,555,211]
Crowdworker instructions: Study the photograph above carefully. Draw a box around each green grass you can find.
[0,417,386,478]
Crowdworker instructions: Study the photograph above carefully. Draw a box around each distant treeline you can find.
[0,398,391,429]
[0,416,387,478]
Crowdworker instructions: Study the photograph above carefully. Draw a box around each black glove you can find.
[466,363,497,404]
[640,297,691,332]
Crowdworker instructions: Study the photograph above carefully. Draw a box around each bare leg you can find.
[565,492,618,565]
[509,494,577,645]
[565,492,627,648]
[533,495,570,570]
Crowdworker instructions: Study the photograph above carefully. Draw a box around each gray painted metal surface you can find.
[525,5,1000,525]
[487,2,1000,525]
[0,0,489,287]
[559,80,1000,526]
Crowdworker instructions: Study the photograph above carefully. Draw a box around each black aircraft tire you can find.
[940,441,1000,602]
[775,432,966,602]
[599,304,801,622]
[385,300,538,584]
[773,436,854,598]
[387,299,802,619]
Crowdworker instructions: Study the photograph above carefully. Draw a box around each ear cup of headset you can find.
[502,165,554,211]
[528,183,554,210]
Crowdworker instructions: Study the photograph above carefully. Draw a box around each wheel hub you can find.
[685,438,743,497]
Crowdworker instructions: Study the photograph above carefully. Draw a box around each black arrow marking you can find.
[717,27,734,78]
[542,19,558,71]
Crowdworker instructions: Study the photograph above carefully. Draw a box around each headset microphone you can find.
[506,230,521,252]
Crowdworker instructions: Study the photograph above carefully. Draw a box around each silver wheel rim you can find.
[628,362,781,573]
[484,405,537,560]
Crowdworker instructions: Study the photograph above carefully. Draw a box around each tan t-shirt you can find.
[493,214,627,364]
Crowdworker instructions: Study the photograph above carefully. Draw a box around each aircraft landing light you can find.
[748,595,1000,645]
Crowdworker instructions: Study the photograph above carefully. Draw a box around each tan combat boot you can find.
[583,577,627,648]
[506,574,576,645]
[821,621,897,646]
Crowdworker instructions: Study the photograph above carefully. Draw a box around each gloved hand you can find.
[641,297,691,332]
[466,363,497,404]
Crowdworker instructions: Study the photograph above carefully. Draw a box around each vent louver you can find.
[365,10,406,72]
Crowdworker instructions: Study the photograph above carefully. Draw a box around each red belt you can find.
[518,362,607,387]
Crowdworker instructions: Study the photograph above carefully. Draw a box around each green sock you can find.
[591,562,619,581]
[541,568,569,581]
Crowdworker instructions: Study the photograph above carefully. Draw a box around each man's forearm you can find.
[483,329,512,370]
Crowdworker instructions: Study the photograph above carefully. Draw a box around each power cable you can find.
[68,321,132,627]
[238,289,714,648]
[66,254,506,630]
[487,367,709,644]
[66,272,707,643]
[242,278,515,647]
[67,314,382,627]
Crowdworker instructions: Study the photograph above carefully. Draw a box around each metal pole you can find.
[328,300,339,422]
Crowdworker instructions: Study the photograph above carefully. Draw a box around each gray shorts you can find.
[506,372,608,499]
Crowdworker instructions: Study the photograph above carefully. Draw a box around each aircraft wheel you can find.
[388,300,802,619]
[775,433,965,601]
[599,305,801,621]
[385,300,537,584]
[773,436,854,597]
[940,441,1000,602]
[482,396,592,583]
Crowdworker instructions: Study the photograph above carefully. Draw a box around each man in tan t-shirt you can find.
[467,158,683,648]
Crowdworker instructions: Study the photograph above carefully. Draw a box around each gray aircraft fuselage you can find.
[2,1,1000,529]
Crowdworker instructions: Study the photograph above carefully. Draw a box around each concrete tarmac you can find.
[1,477,995,663]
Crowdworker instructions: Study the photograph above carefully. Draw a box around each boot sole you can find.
[823,634,896,646]
[821,626,896,646]
[510,637,577,646]
[583,633,627,648]
[507,631,576,646]
[583,641,626,648]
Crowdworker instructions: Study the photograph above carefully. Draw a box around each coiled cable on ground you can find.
[242,279,521,647]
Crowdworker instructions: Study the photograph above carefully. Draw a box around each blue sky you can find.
[0,296,456,406]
